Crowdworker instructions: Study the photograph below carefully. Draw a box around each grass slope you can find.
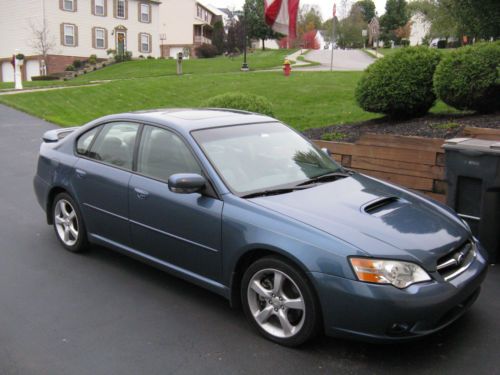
[0,71,380,130]
[0,49,296,90]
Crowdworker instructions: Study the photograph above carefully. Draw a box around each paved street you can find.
[302,49,376,71]
[0,103,499,375]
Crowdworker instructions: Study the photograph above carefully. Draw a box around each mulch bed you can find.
[303,112,500,142]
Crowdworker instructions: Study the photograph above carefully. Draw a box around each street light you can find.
[241,5,249,71]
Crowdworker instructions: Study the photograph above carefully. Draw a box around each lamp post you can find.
[241,5,249,71]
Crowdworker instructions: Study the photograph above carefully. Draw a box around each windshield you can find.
[192,122,342,196]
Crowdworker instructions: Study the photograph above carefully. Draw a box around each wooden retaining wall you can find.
[314,127,500,204]
[315,134,448,203]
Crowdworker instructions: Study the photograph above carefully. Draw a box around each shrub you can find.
[88,54,97,65]
[204,93,274,116]
[73,59,83,69]
[147,55,154,59]
[65,64,75,71]
[434,42,500,113]
[401,39,410,47]
[195,43,219,58]
[31,75,60,81]
[355,47,441,118]
[437,40,447,49]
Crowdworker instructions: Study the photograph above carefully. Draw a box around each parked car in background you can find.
[34,109,489,346]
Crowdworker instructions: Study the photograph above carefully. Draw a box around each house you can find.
[409,12,431,46]
[217,7,239,34]
[158,0,218,59]
[0,0,161,82]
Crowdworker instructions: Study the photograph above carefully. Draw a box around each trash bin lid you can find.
[443,138,500,155]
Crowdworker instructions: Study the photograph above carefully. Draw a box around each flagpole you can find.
[330,3,336,71]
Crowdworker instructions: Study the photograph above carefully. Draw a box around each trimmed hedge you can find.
[434,42,500,113]
[195,43,218,58]
[204,93,274,116]
[31,75,60,81]
[355,47,441,118]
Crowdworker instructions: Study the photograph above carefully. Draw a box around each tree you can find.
[212,20,225,54]
[380,0,410,43]
[28,18,56,74]
[337,5,366,48]
[226,20,245,53]
[297,5,323,37]
[322,16,341,44]
[354,0,376,23]
[243,0,278,50]
[440,0,500,39]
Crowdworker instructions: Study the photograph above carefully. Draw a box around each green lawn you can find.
[0,69,461,130]
[0,71,380,130]
[0,49,296,90]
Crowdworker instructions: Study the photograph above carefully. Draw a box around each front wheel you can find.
[241,256,321,346]
[52,193,89,253]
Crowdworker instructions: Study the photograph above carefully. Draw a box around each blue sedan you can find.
[34,109,488,346]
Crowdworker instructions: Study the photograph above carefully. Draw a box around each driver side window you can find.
[137,126,201,181]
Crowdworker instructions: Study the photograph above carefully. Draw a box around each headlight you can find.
[349,258,431,289]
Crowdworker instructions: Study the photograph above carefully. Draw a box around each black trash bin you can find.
[444,138,500,263]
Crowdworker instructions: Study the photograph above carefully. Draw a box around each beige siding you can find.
[158,0,196,45]
[0,0,160,60]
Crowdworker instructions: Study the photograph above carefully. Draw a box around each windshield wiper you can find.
[296,170,353,187]
[241,186,311,199]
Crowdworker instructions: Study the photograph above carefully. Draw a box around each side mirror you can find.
[168,173,206,194]
[321,147,332,156]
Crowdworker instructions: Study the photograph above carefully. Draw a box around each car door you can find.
[128,125,223,281]
[72,121,139,247]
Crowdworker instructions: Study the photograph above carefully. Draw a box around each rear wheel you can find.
[241,256,320,346]
[52,193,89,253]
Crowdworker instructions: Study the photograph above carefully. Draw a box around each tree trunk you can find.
[262,38,266,50]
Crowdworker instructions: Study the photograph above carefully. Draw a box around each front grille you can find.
[437,241,476,281]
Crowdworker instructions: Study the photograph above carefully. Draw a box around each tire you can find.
[52,192,89,253]
[241,256,321,346]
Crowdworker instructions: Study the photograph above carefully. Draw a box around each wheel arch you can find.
[46,186,71,224]
[229,247,319,311]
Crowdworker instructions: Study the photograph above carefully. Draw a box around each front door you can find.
[128,125,223,281]
[116,31,126,58]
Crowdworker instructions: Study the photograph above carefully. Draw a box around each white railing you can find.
[194,36,212,44]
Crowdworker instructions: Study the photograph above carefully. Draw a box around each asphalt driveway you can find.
[303,49,375,71]
[0,104,499,375]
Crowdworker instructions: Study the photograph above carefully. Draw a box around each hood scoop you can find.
[363,197,405,217]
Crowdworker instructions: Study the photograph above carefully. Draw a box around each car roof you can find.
[94,108,279,133]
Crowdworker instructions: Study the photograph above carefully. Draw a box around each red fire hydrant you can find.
[283,59,292,77]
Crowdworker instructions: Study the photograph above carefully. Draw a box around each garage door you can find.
[1,62,14,82]
[25,60,40,81]
[169,47,183,58]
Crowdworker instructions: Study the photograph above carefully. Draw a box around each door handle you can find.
[75,169,87,179]
[134,188,149,200]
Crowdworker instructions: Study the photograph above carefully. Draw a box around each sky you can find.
[208,0,387,20]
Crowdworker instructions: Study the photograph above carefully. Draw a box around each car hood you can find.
[249,174,469,271]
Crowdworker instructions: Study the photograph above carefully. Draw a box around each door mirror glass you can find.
[168,173,206,194]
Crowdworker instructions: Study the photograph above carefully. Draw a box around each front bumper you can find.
[311,243,489,342]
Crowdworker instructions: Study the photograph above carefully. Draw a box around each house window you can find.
[63,0,75,11]
[140,33,150,53]
[197,5,202,18]
[117,0,125,18]
[95,28,105,48]
[95,0,105,15]
[64,24,75,46]
[140,3,150,22]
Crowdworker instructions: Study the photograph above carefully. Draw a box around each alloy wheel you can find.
[247,268,306,338]
[54,199,79,247]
